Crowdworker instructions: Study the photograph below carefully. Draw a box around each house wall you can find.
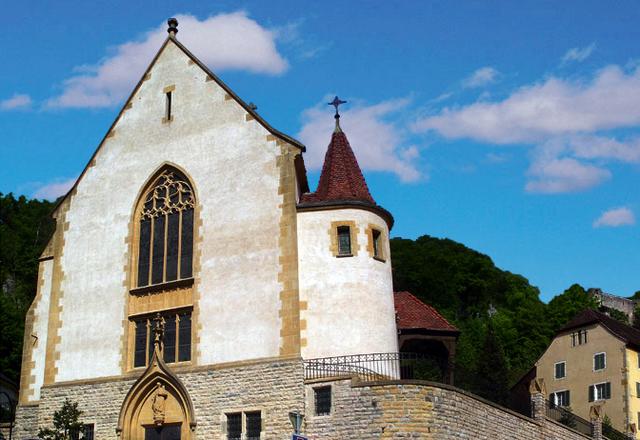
[297,208,398,360]
[626,348,640,430]
[24,39,303,389]
[536,323,628,431]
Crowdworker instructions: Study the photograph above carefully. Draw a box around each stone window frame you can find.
[593,352,606,372]
[124,164,200,372]
[313,385,332,416]
[553,360,566,380]
[129,306,193,370]
[329,221,359,258]
[221,408,265,440]
[365,224,386,262]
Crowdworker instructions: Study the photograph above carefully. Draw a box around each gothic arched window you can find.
[137,169,195,287]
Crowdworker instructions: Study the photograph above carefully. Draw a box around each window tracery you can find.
[137,169,195,287]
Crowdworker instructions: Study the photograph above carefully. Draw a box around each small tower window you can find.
[314,386,332,415]
[337,226,351,256]
[372,229,382,259]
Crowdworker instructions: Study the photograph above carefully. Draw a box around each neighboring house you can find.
[535,309,640,433]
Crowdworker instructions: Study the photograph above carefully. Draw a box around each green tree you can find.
[37,399,83,440]
[0,193,55,382]
[473,321,510,405]
[633,305,640,329]
[601,307,629,324]
[546,284,598,332]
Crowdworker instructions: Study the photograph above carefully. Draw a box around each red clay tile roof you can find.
[394,291,459,332]
[300,129,375,204]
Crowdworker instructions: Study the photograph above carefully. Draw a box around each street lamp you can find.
[288,411,304,434]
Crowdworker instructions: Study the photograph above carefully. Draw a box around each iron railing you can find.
[603,424,628,440]
[545,400,593,437]
[303,352,442,382]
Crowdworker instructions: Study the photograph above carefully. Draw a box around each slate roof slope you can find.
[298,127,394,228]
[394,291,459,333]
[558,308,640,348]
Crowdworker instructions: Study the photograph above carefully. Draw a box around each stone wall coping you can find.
[353,379,539,426]
[42,355,303,389]
[16,401,39,408]
[544,415,594,440]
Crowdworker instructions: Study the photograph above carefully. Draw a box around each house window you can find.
[136,169,194,288]
[337,226,351,256]
[571,329,588,347]
[554,361,566,379]
[132,310,191,368]
[550,390,570,407]
[226,411,261,440]
[589,382,612,401]
[314,386,332,415]
[594,352,606,371]
[636,382,640,398]
[637,352,640,368]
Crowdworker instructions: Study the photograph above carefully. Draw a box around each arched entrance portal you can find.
[118,314,196,439]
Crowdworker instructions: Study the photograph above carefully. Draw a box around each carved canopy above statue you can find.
[117,317,196,439]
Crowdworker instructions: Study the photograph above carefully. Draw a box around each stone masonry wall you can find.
[13,358,304,440]
[305,379,593,440]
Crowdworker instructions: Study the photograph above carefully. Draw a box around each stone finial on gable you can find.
[168,18,178,37]
[529,378,546,396]
[589,404,603,421]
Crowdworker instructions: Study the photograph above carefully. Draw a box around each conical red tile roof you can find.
[301,129,375,204]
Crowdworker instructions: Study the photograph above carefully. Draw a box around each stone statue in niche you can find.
[152,382,168,426]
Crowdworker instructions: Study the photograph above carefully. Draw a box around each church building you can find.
[14,18,400,439]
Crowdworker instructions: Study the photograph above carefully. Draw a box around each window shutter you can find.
[606,382,611,399]
[589,385,594,402]
[566,390,570,406]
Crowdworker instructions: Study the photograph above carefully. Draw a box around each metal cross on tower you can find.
[328,96,347,119]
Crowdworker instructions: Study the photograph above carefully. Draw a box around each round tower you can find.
[297,100,398,360]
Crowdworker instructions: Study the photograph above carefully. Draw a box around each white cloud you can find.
[462,67,500,88]
[1,94,32,110]
[32,178,76,200]
[526,156,611,193]
[415,65,640,144]
[47,12,288,108]
[593,207,635,228]
[562,43,596,65]
[298,97,421,182]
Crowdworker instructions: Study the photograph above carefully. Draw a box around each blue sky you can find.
[2,1,639,301]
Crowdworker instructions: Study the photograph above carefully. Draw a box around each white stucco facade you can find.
[298,208,398,359]
[20,34,398,405]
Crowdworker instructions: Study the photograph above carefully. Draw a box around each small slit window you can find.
[165,91,172,120]
[372,229,383,259]
[226,413,242,440]
[337,226,351,256]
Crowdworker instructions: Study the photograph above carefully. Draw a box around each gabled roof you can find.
[298,126,394,228]
[52,35,308,214]
[394,291,459,333]
[558,309,640,349]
